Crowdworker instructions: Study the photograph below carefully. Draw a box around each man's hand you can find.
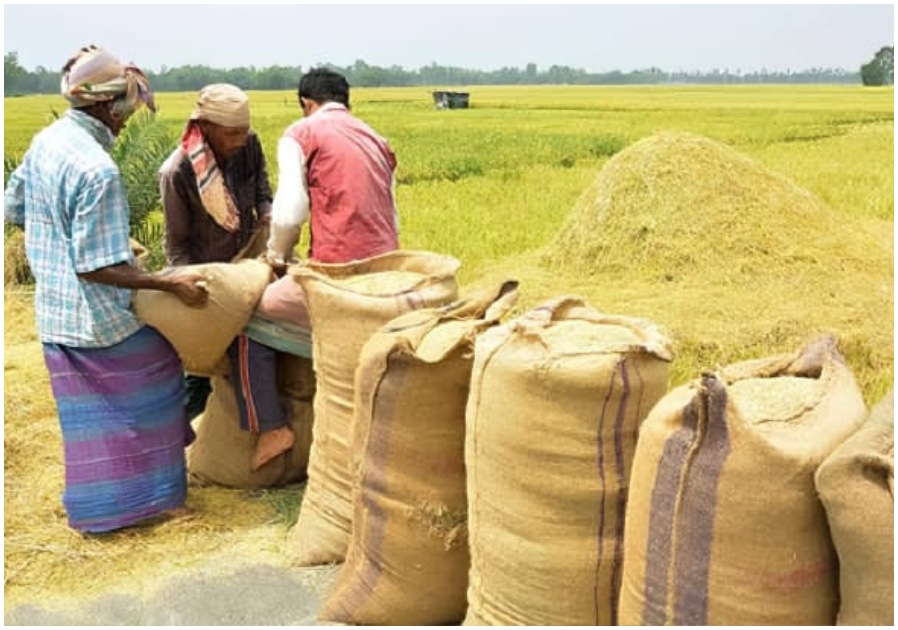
[260,252,289,278]
[168,272,209,307]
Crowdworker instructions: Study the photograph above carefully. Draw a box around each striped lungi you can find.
[43,326,189,533]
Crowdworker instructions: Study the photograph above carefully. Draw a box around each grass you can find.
[3,84,894,613]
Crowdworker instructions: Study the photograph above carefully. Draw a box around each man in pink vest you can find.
[234,68,400,471]
[266,67,399,266]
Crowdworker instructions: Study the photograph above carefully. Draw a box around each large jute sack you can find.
[618,335,868,626]
[319,281,520,626]
[133,259,274,376]
[463,296,674,626]
[186,367,315,489]
[815,389,894,626]
[286,250,462,567]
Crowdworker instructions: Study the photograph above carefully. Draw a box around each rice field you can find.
[3,85,894,612]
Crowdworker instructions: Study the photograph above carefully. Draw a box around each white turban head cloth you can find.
[190,83,250,128]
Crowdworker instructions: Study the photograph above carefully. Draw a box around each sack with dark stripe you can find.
[463,297,673,625]
[618,336,868,625]
[319,281,519,625]
[285,250,461,567]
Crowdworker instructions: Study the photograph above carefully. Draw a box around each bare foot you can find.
[251,425,295,471]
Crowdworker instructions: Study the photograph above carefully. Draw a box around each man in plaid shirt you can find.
[4,45,208,533]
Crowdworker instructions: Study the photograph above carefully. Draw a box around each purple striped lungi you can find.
[43,326,189,533]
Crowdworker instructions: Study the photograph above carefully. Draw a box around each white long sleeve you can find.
[266,136,310,264]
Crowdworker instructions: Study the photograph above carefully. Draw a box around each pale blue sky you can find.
[3,3,895,74]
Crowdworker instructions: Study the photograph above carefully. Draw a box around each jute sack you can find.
[133,259,273,376]
[319,281,520,626]
[187,370,315,489]
[815,389,894,626]
[286,250,462,567]
[618,335,868,626]
[463,296,674,626]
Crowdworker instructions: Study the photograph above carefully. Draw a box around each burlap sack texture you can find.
[186,353,316,489]
[132,258,274,376]
[463,296,674,626]
[618,335,868,626]
[815,389,894,626]
[285,250,462,567]
[319,280,519,626]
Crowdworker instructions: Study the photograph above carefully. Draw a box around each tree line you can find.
[4,49,893,97]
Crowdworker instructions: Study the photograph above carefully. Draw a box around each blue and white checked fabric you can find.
[4,109,143,347]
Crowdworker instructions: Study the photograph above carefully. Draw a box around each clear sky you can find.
[3,3,895,75]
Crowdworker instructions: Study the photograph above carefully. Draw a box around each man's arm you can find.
[74,170,208,307]
[79,263,208,307]
[159,159,194,266]
[266,136,310,265]
[4,164,26,226]
[251,133,274,223]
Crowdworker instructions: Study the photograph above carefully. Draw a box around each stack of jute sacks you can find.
[318,280,520,625]
[308,292,677,625]
[301,290,892,625]
[134,240,893,624]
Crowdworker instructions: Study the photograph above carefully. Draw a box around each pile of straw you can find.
[474,131,891,400]
[545,130,877,282]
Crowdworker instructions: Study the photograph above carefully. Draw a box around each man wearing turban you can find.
[4,45,209,533]
[158,84,274,425]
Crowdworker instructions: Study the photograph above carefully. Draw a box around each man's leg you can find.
[226,335,295,471]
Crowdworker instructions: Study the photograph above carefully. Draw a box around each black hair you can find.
[297,67,350,107]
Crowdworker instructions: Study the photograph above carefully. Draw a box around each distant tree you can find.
[5,52,27,94]
[860,46,894,86]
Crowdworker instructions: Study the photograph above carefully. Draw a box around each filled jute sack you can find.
[319,281,520,626]
[133,259,274,376]
[618,335,868,626]
[186,353,315,489]
[463,296,674,626]
[286,250,462,567]
[815,389,894,626]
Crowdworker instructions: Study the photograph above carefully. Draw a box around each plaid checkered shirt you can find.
[4,109,143,347]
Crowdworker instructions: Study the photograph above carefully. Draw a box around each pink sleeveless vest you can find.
[284,106,399,263]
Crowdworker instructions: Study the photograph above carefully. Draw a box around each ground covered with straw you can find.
[4,291,306,609]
